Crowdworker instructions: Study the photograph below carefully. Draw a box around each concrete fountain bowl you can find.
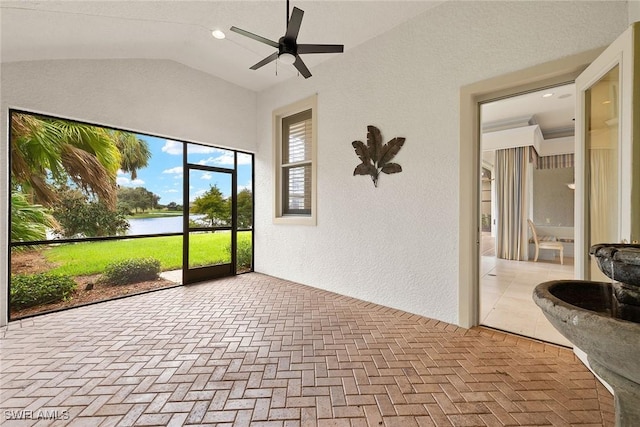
[590,243,640,287]
[590,244,640,322]
[533,244,640,426]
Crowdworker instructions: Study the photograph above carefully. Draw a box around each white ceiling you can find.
[482,83,576,139]
[2,1,576,129]
[0,0,444,91]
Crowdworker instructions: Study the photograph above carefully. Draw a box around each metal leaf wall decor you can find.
[352,125,405,187]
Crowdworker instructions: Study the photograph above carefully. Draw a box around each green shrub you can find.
[101,257,161,285]
[10,273,77,309]
[234,239,252,270]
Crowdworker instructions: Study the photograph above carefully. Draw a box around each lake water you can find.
[43,215,204,240]
[127,215,204,235]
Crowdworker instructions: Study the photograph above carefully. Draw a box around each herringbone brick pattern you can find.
[0,273,614,426]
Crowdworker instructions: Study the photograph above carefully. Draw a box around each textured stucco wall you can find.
[1,59,256,150]
[0,59,256,326]
[254,1,629,325]
[630,0,640,24]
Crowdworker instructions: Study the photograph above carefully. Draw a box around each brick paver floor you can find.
[0,273,614,426]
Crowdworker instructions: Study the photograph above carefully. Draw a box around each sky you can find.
[115,134,253,205]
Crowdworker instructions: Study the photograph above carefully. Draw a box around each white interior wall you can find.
[0,59,257,326]
[1,59,256,151]
[254,1,628,325]
[630,0,640,24]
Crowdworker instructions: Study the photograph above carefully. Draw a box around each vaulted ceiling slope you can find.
[0,1,444,92]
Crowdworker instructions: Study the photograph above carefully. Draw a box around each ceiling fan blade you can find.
[230,26,279,48]
[297,44,344,54]
[250,52,278,70]
[293,55,312,78]
[284,7,304,41]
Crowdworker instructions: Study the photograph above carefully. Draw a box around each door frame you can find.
[575,23,639,280]
[183,153,238,285]
[458,49,603,328]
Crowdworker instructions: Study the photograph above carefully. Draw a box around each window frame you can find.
[6,108,256,323]
[273,94,317,225]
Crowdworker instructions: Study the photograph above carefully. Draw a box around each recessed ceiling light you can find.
[558,94,572,99]
[542,93,554,98]
[211,30,226,40]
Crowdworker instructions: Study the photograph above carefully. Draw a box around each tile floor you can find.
[1,273,613,426]
[480,255,574,347]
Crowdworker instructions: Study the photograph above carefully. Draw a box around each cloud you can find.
[190,144,220,154]
[162,166,183,174]
[198,152,233,166]
[161,140,183,155]
[198,151,252,167]
[164,189,179,193]
[237,152,253,164]
[238,181,253,192]
[161,140,252,166]
[201,172,212,180]
[162,140,221,155]
[189,189,207,201]
[117,176,145,186]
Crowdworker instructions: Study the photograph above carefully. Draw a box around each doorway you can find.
[460,23,639,336]
[182,144,253,284]
[478,84,576,346]
[458,49,603,329]
[183,161,236,284]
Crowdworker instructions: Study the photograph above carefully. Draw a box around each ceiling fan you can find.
[230,0,344,78]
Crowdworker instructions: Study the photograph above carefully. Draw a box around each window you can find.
[273,95,317,225]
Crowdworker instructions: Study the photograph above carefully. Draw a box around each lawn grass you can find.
[44,231,252,276]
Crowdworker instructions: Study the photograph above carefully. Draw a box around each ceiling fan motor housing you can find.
[279,36,297,56]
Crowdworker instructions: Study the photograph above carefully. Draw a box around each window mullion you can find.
[282,160,312,168]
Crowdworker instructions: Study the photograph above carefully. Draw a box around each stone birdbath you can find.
[533,244,640,426]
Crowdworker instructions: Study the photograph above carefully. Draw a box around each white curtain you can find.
[590,149,617,245]
[495,146,530,261]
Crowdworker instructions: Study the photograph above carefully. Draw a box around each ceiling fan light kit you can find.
[230,0,344,78]
[278,52,296,65]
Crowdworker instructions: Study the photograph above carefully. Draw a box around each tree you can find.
[10,191,57,244]
[112,131,151,180]
[191,185,230,227]
[11,113,151,210]
[11,113,121,208]
[52,188,129,238]
[10,113,153,244]
[117,187,160,213]
[237,189,253,229]
[166,202,182,211]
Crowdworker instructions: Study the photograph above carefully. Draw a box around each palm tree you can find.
[11,113,155,240]
[112,130,151,180]
[11,113,121,209]
[10,191,57,244]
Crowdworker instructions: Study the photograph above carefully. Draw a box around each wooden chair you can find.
[527,219,564,265]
